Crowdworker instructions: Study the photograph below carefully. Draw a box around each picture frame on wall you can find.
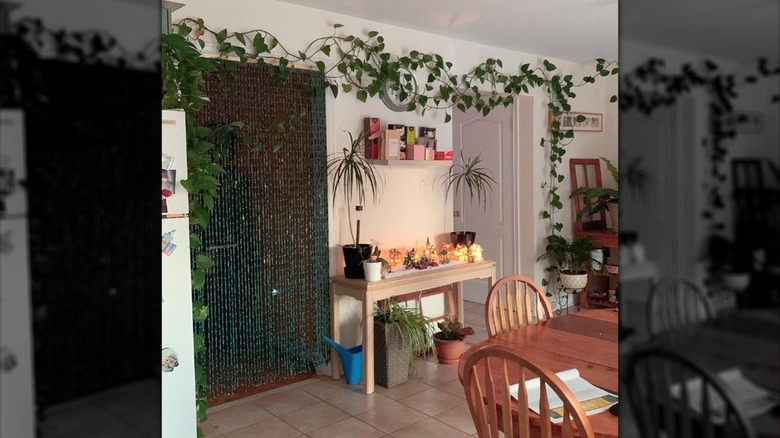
[549,111,604,132]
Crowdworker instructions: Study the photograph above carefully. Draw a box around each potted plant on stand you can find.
[325,130,384,278]
[432,317,475,365]
[440,151,497,246]
[569,157,619,231]
[538,234,598,290]
[373,300,433,388]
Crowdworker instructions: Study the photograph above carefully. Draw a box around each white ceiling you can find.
[278,0,779,64]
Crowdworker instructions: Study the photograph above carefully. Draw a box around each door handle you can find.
[453,210,461,217]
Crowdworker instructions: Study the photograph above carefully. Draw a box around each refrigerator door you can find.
[161,217,196,438]
[162,110,188,216]
[161,109,196,437]
[0,109,35,438]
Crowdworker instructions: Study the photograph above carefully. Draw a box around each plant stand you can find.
[373,320,411,388]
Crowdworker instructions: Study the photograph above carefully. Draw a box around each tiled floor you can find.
[39,300,636,437]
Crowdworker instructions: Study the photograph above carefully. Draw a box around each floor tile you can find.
[466,329,489,344]
[202,399,273,435]
[389,417,469,438]
[354,401,429,434]
[373,378,432,400]
[433,403,477,435]
[397,388,465,417]
[253,388,321,416]
[326,389,394,416]
[278,401,351,433]
[463,301,484,314]
[299,379,357,401]
[412,362,460,386]
[223,417,303,438]
[437,378,467,399]
[306,417,385,438]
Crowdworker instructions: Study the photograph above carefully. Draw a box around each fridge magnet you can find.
[161,153,174,170]
[162,169,176,213]
[161,347,179,372]
[162,230,177,255]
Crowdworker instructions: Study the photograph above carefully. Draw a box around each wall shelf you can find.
[367,159,452,167]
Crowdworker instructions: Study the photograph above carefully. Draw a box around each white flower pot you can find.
[560,272,588,290]
[363,262,382,282]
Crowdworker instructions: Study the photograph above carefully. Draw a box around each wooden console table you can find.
[329,260,496,394]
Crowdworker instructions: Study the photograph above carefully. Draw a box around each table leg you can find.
[453,282,464,326]
[363,297,374,394]
[329,285,341,380]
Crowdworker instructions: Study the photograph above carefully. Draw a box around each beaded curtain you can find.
[194,64,329,400]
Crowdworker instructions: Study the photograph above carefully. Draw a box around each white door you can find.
[452,100,518,304]
[0,109,36,438]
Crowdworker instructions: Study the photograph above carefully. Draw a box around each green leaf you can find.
[202,193,214,210]
[235,32,246,45]
[316,60,325,73]
[194,363,206,387]
[542,211,551,219]
[334,23,344,28]
[190,233,202,248]
[543,60,556,71]
[368,30,378,38]
[275,123,286,133]
[356,90,368,102]
[193,301,209,322]
[321,44,331,57]
[196,254,214,270]
[193,333,206,354]
[215,29,227,44]
[445,113,452,123]
[610,95,618,103]
[196,398,208,423]
[192,268,205,290]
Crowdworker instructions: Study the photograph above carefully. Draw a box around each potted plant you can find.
[373,300,433,388]
[440,151,497,246]
[363,242,392,282]
[432,317,475,365]
[325,130,384,278]
[704,234,751,291]
[569,157,619,231]
[538,234,598,290]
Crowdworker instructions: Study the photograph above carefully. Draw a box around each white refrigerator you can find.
[161,109,197,437]
[0,109,35,438]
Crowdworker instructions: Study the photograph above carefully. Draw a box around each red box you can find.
[364,117,381,159]
[435,151,454,160]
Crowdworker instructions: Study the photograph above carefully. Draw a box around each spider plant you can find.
[440,151,497,233]
[325,130,384,247]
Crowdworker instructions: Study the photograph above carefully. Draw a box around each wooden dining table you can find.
[458,308,619,438]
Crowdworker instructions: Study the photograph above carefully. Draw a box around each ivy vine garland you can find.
[162,18,617,432]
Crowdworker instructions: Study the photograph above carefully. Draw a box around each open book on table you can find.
[670,367,779,424]
[509,368,618,423]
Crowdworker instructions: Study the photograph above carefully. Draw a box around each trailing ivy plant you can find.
[163,17,618,433]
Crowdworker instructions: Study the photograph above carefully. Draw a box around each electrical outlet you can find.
[419,177,426,192]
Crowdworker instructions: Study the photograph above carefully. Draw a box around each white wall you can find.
[173,1,618,347]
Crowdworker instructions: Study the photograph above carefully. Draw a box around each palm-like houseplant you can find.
[537,234,598,290]
[440,152,497,245]
[325,130,384,278]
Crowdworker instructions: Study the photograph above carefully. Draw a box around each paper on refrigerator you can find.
[509,368,618,423]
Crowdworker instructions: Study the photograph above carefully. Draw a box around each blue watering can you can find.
[323,336,363,385]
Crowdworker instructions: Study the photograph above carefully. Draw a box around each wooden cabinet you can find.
[580,266,619,309]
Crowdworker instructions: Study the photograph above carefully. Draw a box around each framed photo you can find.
[549,111,603,132]
[726,111,764,133]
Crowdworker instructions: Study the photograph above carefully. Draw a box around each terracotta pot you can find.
[433,336,466,365]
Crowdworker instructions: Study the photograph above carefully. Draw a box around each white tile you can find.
[278,401,351,433]
[306,417,385,438]
[355,401,428,434]
[397,388,465,417]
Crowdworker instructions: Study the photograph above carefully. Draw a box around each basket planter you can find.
[560,272,588,290]
[433,336,466,365]
[374,320,411,388]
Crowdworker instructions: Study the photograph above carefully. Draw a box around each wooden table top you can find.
[459,308,619,438]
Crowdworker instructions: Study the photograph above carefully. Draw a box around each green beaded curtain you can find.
[194,63,329,400]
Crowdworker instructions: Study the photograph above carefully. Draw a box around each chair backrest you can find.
[646,277,715,338]
[569,158,607,232]
[624,344,755,438]
[462,344,595,438]
[485,275,553,338]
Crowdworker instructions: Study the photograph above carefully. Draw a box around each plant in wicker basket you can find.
[372,300,433,388]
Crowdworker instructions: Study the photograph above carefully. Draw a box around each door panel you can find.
[453,104,515,303]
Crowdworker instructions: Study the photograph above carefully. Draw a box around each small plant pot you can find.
[342,244,372,279]
[433,336,466,365]
[560,272,588,290]
[363,261,382,282]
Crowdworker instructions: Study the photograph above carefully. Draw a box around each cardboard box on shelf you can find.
[407,144,425,160]
[382,129,403,160]
[364,117,381,159]
[434,151,454,160]
[405,126,416,147]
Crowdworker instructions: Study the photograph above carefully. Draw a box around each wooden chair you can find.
[623,344,755,438]
[485,275,553,338]
[646,277,715,338]
[569,158,607,232]
[462,344,595,438]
